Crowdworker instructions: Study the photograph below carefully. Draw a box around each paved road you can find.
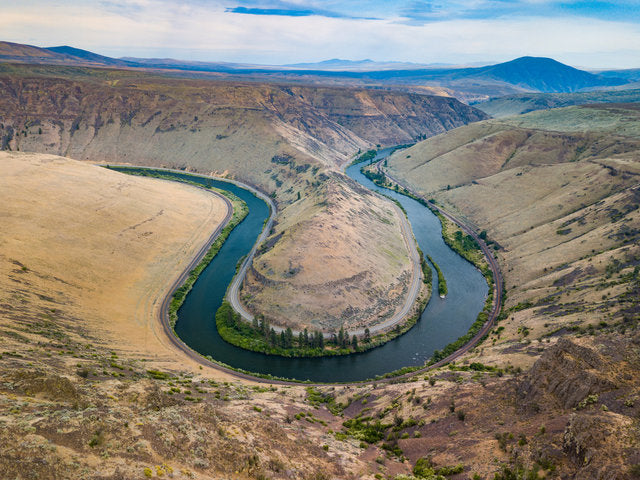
[226,169,422,339]
[376,160,504,372]
[110,164,502,385]
[225,184,276,323]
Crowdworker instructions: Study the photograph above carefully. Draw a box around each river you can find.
[116,151,488,382]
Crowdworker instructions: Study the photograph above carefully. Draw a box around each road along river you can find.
[115,153,488,383]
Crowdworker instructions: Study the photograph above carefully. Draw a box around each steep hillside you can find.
[386,104,640,367]
[0,151,230,371]
[0,63,485,333]
[476,89,640,118]
[242,172,420,332]
[0,63,486,177]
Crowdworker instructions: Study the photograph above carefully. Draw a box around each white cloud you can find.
[1,1,639,68]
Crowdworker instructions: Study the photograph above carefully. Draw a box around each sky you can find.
[2,0,640,69]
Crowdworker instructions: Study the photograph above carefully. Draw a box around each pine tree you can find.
[259,317,266,335]
[351,334,358,351]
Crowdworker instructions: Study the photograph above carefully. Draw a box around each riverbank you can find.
[105,157,491,383]
[104,167,250,329]
[216,284,430,358]
[369,159,504,370]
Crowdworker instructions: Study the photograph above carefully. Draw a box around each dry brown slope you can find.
[0,64,488,332]
[386,104,640,368]
[1,154,638,479]
[0,151,231,374]
[0,64,487,183]
[241,173,419,332]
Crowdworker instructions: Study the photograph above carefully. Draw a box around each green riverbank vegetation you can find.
[427,255,447,297]
[216,287,430,358]
[350,149,377,166]
[361,161,502,369]
[168,192,248,328]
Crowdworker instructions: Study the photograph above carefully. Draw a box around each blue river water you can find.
[116,155,487,382]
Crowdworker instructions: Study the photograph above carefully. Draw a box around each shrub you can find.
[495,432,509,451]
[88,430,103,448]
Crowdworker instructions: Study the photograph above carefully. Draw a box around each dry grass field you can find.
[0,151,232,374]
[386,104,640,369]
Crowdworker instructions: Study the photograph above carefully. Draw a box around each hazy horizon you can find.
[3,1,640,69]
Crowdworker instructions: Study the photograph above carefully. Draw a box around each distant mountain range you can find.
[0,40,632,97]
[282,58,459,71]
[0,41,136,68]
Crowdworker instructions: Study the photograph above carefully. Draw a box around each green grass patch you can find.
[427,255,447,297]
[216,298,427,358]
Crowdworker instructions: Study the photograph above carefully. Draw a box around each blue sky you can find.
[2,0,640,68]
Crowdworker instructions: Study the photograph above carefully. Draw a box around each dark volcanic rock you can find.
[517,338,617,410]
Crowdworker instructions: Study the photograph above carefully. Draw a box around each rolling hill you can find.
[45,45,136,67]
[476,88,640,118]
[386,104,640,368]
